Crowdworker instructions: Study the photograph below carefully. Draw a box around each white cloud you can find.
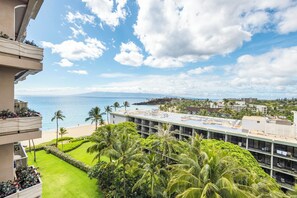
[276,5,297,34]
[114,42,144,67]
[69,25,86,38]
[82,0,127,28]
[66,11,95,25]
[68,70,88,75]
[42,38,106,61]
[187,66,215,75]
[56,59,74,67]
[99,72,134,78]
[230,46,297,87]
[133,0,297,68]
[87,46,297,98]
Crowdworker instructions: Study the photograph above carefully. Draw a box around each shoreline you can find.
[22,124,96,146]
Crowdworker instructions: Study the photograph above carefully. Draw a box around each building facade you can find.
[0,0,43,197]
[111,110,297,191]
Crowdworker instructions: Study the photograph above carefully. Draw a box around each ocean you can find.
[17,93,158,131]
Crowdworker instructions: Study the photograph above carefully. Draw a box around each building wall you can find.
[0,143,14,181]
[0,0,24,39]
[0,67,19,111]
[110,114,128,124]
[242,117,266,132]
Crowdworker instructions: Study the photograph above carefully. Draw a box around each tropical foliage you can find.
[87,122,287,198]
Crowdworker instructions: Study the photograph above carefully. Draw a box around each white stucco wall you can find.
[110,114,128,124]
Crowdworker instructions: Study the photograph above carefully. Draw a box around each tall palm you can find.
[85,107,105,130]
[108,133,142,198]
[104,106,112,124]
[167,137,253,198]
[51,110,65,147]
[123,101,130,111]
[154,123,178,161]
[133,154,168,197]
[112,102,120,111]
[59,127,68,151]
[87,124,117,162]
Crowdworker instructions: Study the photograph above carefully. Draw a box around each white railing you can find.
[0,37,43,60]
[0,117,42,135]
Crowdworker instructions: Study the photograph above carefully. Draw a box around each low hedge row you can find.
[58,139,89,152]
[44,146,91,172]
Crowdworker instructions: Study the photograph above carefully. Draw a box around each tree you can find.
[87,124,117,162]
[154,123,178,162]
[108,132,142,198]
[112,102,120,111]
[59,127,68,151]
[133,154,168,197]
[167,136,254,198]
[123,101,130,111]
[104,105,112,124]
[85,106,105,130]
[51,110,65,147]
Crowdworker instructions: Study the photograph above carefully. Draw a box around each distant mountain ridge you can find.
[77,92,169,99]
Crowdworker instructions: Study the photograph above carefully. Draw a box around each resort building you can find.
[111,110,297,191]
[0,0,43,197]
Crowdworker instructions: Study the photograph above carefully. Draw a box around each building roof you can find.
[111,110,297,145]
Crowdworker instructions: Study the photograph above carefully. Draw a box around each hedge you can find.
[44,146,91,172]
[58,139,89,152]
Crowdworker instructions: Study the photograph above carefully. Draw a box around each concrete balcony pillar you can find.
[0,143,14,181]
[0,67,18,111]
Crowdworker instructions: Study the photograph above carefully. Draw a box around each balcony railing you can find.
[14,143,28,168]
[0,37,43,61]
[0,116,42,136]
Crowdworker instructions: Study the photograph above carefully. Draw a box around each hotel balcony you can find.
[0,37,43,82]
[0,116,42,145]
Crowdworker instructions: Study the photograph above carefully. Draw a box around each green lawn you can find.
[67,142,109,166]
[28,150,103,198]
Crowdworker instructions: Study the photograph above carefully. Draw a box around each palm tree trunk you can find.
[56,119,58,147]
[32,139,36,162]
[107,113,109,124]
[95,120,98,130]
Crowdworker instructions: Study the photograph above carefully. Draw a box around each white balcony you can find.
[0,117,42,144]
[0,38,43,61]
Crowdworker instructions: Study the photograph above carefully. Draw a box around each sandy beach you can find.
[22,124,96,146]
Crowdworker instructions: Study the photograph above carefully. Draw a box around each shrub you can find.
[58,139,89,152]
[15,166,40,191]
[0,181,17,198]
[44,146,91,172]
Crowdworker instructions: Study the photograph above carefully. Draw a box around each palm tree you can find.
[112,102,120,111]
[108,133,142,198]
[51,110,65,147]
[167,137,253,198]
[85,106,105,130]
[104,106,112,124]
[133,154,168,197]
[87,124,117,162]
[123,101,130,111]
[59,127,68,151]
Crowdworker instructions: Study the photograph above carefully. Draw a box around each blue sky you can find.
[16,0,297,99]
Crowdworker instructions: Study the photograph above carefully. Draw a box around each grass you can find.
[28,150,103,198]
[67,142,109,166]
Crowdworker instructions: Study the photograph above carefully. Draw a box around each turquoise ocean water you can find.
[17,93,158,130]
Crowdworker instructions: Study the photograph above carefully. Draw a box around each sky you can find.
[15,0,297,99]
